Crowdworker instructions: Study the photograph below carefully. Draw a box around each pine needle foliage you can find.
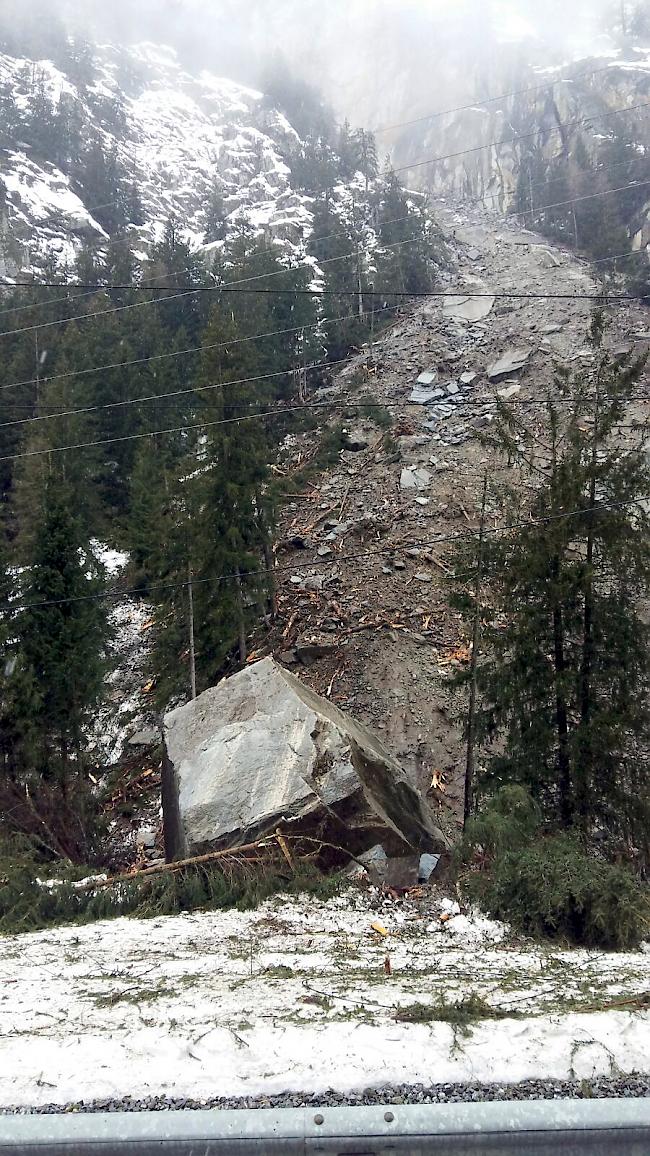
[454,317,650,859]
[0,837,342,936]
[458,789,649,950]
[470,832,649,951]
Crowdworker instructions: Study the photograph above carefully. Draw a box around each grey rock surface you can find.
[162,657,448,860]
[400,467,432,490]
[487,347,532,381]
[416,369,438,385]
[442,294,495,323]
[409,385,442,404]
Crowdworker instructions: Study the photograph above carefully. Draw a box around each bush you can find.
[457,785,542,866]
[469,833,649,951]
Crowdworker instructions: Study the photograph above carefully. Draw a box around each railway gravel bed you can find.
[5,1076,650,1114]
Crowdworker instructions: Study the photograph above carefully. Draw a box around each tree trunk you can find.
[262,538,278,621]
[551,556,572,826]
[235,569,247,664]
[255,490,277,621]
[577,401,599,828]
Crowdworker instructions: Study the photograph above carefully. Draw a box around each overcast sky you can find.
[17,0,632,126]
[56,0,616,73]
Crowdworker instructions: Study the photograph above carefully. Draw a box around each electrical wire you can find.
[392,99,650,174]
[0,232,435,341]
[0,303,396,397]
[0,211,420,323]
[374,62,640,135]
[0,386,646,464]
[5,492,649,614]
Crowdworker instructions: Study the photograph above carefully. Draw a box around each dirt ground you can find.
[260,200,650,841]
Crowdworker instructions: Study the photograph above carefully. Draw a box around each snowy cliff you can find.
[0,41,328,277]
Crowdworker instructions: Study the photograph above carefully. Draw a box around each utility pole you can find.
[187,561,197,700]
[352,195,364,319]
[464,472,488,826]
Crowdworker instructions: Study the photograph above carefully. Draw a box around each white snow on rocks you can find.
[1,886,648,1108]
[0,42,322,276]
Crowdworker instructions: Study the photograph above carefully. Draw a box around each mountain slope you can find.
[0,41,326,277]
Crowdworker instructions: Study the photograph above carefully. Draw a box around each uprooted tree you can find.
[455,316,650,863]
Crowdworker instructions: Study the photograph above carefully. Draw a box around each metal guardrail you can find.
[1,1100,650,1155]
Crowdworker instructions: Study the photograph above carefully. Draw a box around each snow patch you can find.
[1,887,648,1108]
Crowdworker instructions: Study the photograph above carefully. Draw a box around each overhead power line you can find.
[5,493,649,614]
[374,62,635,135]
[0,304,398,397]
[0,173,648,302]
[3,162,647,340]
[0,385,647,432]
[0,382,646,464]
[0,215,425,336]
[0,279,645,402]
[393,99,650,174]
[0,105,647,307]
[0,211,420,323]
[0,357,339,430]
[517,178,650,220]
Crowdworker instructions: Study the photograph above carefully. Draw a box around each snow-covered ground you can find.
[83,544,154,765]
[1,886,648,1108]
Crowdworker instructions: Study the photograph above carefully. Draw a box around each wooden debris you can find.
[275,830,295,871]
[326,664,344,698]
[429,770,446,793]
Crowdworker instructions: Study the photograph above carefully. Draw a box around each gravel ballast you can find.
[4,1077,650,1114]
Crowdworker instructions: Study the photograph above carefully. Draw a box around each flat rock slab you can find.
[497,383,522,400]
[416,369,438,385]
[409,386,444,404]
[400,467,432,490]
[443,294,495,323]
[487,347,532,381]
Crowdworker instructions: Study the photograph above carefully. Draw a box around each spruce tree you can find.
[455,320,650,857]
[16,476,109,796]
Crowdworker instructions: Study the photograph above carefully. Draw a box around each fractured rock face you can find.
[409,385,444,404]
[416,369,438,385]
[162,658,449,862]
[400,467,432,490]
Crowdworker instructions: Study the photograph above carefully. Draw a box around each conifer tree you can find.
[15,476,108,796]
[356,129,379,192]
[455,319,650,856]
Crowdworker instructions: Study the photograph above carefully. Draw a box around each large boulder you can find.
[162,657,449,862]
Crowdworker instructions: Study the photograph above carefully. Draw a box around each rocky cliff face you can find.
[393,60,648,212]
[0,40,353,277]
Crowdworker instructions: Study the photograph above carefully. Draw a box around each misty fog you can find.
[4,0,640,128]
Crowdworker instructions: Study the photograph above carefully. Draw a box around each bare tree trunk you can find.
[255,490,277,621]
[551,557,572,827]
[577,390,600,827]
[235,569,247,664]
[187,563,197,700]
[464,474,488,826]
